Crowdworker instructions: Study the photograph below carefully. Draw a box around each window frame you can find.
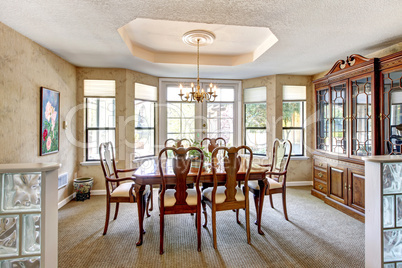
[282,100,306,156]
[134,98,157,158]
[244,102,267,156]
[84,96,116,161]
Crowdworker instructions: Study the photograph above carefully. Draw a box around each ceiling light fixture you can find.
[178,30,217,103]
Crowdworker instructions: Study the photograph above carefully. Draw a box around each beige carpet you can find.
[58,186,364,268]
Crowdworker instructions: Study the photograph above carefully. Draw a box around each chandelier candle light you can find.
[178,30,218,103]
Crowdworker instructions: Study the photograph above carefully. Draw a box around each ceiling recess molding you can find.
[118,18,278,66]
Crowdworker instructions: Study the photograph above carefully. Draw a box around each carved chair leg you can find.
[269,193,274,208]
[113,202,120,220]
[253,193,259,225]
[146,192,151,218]
[103,200,111,235]
[202,201,208,228]
[149,185,153,211]
[160,210,164,255]
[282,190,289,221]
[236,209,241,224]
[212,208,217,249]
[197,207,201,252]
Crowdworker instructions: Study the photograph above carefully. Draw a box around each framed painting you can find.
[40,87,60,155]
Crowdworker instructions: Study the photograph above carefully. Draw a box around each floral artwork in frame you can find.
[40,87,60,155]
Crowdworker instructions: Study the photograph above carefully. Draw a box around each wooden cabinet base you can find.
[311,188,326,200]
[324,196,365,223]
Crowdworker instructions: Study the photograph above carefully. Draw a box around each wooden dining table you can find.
[132,157,269,246]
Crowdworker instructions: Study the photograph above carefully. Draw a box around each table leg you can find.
[135,184,146,246]
[257,180,267,235]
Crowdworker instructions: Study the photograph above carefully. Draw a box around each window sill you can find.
[290,156,310,161]
[80,161,119,166]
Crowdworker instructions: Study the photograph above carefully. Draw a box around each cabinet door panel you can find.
[328,166,347,204]
[348,169,365,213]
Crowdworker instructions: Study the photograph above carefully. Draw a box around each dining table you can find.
[132,157,269,246]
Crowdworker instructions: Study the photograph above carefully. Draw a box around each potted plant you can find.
[189,139,211,172]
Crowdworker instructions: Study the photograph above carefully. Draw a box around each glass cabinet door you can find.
[351,77,372,156]
[383,70,402,154]
[316,88,330,151]
[331,83,347,154]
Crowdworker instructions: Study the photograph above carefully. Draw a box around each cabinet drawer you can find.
[314,158,327,169]
[314,179,327,193]
[314,168,327,181]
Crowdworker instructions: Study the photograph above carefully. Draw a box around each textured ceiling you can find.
[1,0,402,79]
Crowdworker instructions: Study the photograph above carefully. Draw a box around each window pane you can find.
[207,103,234,142]
[214,87,235,102]
[220,104,234,118]
[135,129,154,157]
[87,98,115,128]
[282,129,303,155]
[167,101,195,139]
[167,86,182,101]
[168,119,181,133]
[245,129,266,155]
[282,102,302,127]
[182,103,195,117]
[135,100,154,128]
[167,103,180,118]
[87,129,115,160]
[245,103,266,128]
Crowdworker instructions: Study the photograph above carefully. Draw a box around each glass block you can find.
[384,263,395,268]
[1,173,41,212]
[384,229,402,262]
[383,164,402,194]
[22,214,40,254]
[397,195,402,228]
[0,257,40,268]
[0,215,19,257]
[384,195,395,228]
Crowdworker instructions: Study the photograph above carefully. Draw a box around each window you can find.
[282,85,306,156]
[206,86,235,145]
[159,79,241,146]
[84,80,116,161]
[166,85,196,140]
[134,83,157,158]
[244,87,267,155]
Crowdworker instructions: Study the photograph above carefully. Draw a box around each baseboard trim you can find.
[287,181,313,187]
[58,194,74,209]
[91,190,106,195]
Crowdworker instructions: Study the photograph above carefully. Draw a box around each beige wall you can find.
[242,74,313,182]
[76,68,158,191]
[0,22,78,202]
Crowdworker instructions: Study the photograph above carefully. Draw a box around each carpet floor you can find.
[58,186,364,268]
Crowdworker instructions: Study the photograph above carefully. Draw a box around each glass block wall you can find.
[383,163,402,267]
[0,173,41,266]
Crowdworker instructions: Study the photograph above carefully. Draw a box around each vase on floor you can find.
[73,177,93,201]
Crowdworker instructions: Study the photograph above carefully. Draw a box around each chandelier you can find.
[178,30,218,103]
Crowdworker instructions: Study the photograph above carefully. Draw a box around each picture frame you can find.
[40,87,60,155]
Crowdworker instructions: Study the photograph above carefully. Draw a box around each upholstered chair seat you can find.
[160,189,198,207]
[202,186,245,204]
[110,183,150,198]
[248,178,282,191]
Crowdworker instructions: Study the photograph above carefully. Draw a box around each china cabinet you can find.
[312,51,402,221]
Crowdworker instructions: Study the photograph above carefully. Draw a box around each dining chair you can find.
[248,139,292,221]
[158,146,204,254]
[201,146,253,249]
[164,138,191,156]
[201,137,226,153]
[99,142,151,235]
